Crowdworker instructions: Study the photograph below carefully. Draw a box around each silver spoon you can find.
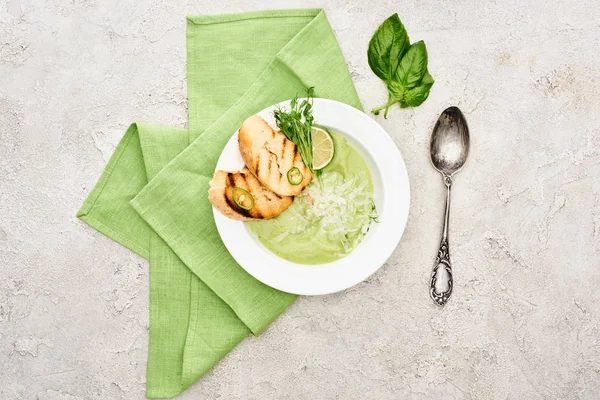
[429,106,470,306]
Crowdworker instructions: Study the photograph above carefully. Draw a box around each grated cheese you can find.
[293,171,375,254]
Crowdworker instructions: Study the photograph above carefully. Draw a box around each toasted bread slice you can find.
[238,115,313,196]
[208,168,293,221]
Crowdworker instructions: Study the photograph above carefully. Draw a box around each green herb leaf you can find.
[273,87,316,173]
[404,70,434,107]
[386,80,406,103]
[367,13,410,82]
[394,41,428,90]
[404,85,430,107]
[370,200,381,223]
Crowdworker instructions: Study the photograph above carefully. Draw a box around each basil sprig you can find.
[367,14,434,117]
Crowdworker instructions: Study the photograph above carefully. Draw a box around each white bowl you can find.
[213,98,410,295]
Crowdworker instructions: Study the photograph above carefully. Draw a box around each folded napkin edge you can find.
[78,213,150,259]
[76,123,139,219]
[76,123,151,259]
[186,8,322,26]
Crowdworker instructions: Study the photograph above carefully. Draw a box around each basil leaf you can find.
[422,69,434,83]
[367,13,410,82]
[419,69,434,89]
[404,70,434,107]
[386,69,433,104]
[404,85,430,107]
[386,80,406,102]
[395,41,428,90]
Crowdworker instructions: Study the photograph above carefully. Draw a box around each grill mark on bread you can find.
[265,147,282,180]
[227,172,236,188]
[255,153,261,177]
[239,171,248,187]
[292,145,299,164]
[266,151,272,176]
[276,159,282,179]
[280,135,286,161]
[266,146,279,161]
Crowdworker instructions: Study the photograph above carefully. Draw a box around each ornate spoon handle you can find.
[430,176,453,306]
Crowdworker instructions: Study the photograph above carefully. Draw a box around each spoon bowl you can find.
[430,106,470,176]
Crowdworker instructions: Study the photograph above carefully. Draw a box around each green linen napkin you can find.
[77,9,362,398]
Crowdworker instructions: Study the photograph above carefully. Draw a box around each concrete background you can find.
[1,0,599,398]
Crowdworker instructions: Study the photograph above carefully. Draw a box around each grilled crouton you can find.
[238,115,313,197]
[208,168,293,221]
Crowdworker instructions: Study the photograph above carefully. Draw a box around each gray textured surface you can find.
[1,0,600,399]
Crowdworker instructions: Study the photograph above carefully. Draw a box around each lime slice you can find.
[312,127,334,170]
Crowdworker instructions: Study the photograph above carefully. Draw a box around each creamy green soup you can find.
[247,132,375,265]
